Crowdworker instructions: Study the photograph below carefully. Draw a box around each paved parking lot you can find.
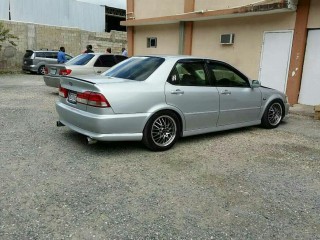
[0,74,320,239]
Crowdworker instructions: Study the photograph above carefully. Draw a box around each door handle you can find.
[97,71,102,74]
[221,90,231,95]
[171,89,184,95]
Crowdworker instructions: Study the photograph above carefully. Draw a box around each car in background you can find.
[22,49,73,75]
[55,55,290,151]
[43,53,127,88]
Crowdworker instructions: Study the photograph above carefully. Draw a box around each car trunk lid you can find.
[59,75,132,113]
[46,64,66,76]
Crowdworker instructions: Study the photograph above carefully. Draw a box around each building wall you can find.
[134,24,180,55]
[307,0,320,28]
[134,0,184,19]
[192,12,296,79]
[195,0,259,11]
[0,0,105,32]
[0,20,127,72]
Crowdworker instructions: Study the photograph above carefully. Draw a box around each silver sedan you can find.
[44,53,127,88]
[56,56,289,151]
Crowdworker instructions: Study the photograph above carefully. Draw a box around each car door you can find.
[165,59,220,131]
[93,55,116,74]
[207,61,262,126]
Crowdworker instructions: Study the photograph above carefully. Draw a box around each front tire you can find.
[261,100,283,129]
[143,111,179,151]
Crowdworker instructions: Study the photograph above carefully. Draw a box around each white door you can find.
[298,30,320,106]
[259,31,293,92]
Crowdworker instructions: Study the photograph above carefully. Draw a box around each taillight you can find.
[59,69,72,75]
[59,85,68,98]
[76,91,110,108]
[44,67,48,75]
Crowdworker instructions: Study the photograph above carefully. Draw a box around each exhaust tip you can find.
[87,137,98,145]
[57,121,65,127]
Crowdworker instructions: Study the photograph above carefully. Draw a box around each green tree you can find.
[0,22,18,51]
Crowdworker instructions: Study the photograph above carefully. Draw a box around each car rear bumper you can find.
[22,65,37,72]
[44,75,60,88]
[56,101,149,141]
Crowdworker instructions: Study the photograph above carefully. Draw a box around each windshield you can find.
[66,54,94,66]
[104,57,165,81]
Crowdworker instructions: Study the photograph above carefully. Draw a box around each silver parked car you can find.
[22,49,73,75]
[56,56,289,151]
[43,53,127,88]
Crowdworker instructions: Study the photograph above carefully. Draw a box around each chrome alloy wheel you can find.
[151,115,177,147]
[268,102,283,126]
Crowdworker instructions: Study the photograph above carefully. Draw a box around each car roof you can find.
[26,49,59,52]
[85,52,126,57]
[134,55,218,61]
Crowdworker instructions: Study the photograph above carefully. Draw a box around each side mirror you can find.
[251,80,261,88]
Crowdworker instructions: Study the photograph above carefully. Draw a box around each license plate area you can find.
[67,91,77,104]
[50,68,57,75]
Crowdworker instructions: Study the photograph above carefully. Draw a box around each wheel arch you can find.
[143,107,185,137]
[260,96,285,119]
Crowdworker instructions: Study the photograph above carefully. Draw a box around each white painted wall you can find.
[298,30,320,106]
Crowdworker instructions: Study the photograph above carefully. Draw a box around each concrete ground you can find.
[0,74,319,239]
[289,104,316,118]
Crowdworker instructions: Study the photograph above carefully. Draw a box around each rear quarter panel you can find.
[96,81,166,114]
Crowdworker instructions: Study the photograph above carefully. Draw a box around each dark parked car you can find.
[22,49,73,75]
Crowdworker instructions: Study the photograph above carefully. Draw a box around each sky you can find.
[77,0,126,9]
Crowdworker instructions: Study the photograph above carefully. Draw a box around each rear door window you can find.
[35,52,46,58]
[168,61,209,86]
[50,52,58,59]
[94,55,116,67]
[115,55,127,63]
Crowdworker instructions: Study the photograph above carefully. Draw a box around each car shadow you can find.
[62,125,262,153]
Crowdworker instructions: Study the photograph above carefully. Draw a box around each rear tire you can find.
[38,65,46,75]
[261,100,283,129]
[143,111,180,151]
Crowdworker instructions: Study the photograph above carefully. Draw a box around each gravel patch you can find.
[0,74,319,239]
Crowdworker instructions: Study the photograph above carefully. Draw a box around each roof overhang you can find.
[121,0,298,27]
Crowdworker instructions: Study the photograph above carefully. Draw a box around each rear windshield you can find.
[24,50,34,58]
[104,57,165,81]
[66,54,94,66]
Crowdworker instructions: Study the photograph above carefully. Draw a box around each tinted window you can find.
[104,57,165,81]
[115,55,127,63]
[35,52,46,58]
[207,62,249,87]
[168,62,208,86]
[50,52,58,59]
[66,54,95,66]
[94,55,115,67]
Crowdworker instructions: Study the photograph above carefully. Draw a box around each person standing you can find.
[84,45,94,53]
[57,47,66,64]
[106,47,112,54]
[121,47,128,57]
